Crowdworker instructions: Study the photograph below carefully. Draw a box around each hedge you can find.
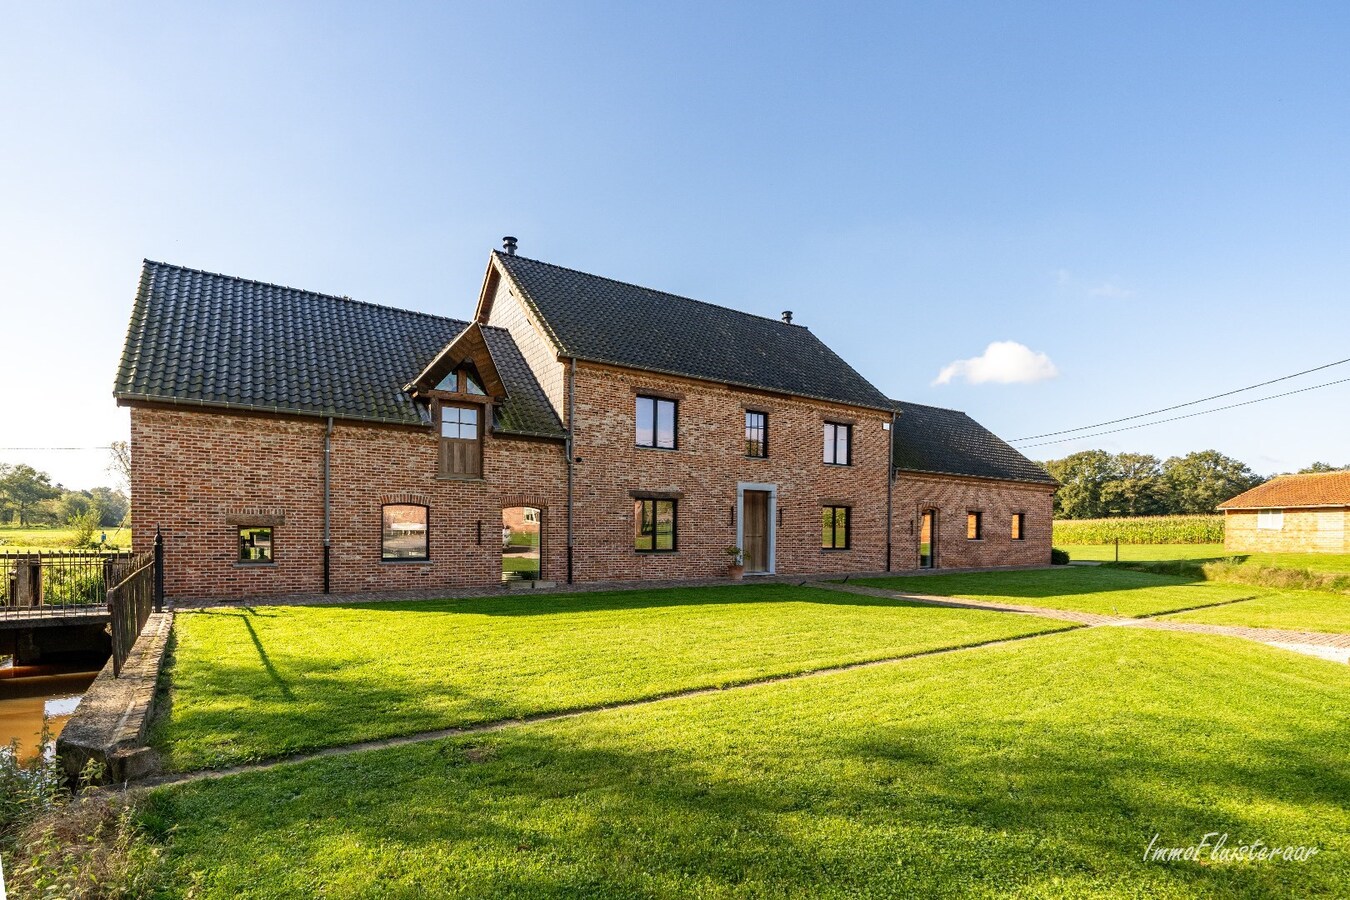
[1052,515,1224,545]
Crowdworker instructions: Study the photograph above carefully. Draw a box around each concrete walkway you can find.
[814,582,1350,663]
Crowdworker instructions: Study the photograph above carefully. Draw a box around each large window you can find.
[635,498,677,552]
[238,526,273,563]
[1011,513,1025,541]
[821,505,850,549]
[382,504,429,560]
[636,396,677,449]
[745,411,767,457]
[1256,509,1284,530]
[823,422,851,465]
[439,404,481,478]
[967,511,983,540]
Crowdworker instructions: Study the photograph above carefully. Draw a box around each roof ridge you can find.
[142,259,469,327]
[493,250,811,330]
[892,398,970,415]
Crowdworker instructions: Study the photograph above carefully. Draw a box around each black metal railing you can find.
[2,550,131,618]
[107,550,156,677]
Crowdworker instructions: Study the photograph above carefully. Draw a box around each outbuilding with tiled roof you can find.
[1218,472,1350,555]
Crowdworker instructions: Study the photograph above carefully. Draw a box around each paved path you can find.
[814,582,1350,663]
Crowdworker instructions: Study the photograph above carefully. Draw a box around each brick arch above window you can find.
[500,496,550,512]
[380,492,432,508]
[224,507,286,526]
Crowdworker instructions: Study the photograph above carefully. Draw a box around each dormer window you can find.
[435,366,487,396]
[439,404,482,478]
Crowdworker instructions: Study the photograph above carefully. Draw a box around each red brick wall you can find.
[567,362,893,581]
[1224,508,1349,554]
[889,472,1055,570]
[130,406,567,599]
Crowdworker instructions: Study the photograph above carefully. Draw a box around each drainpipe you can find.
[566,358,577,584]
[323,416,333,594]
[885,411,897,572]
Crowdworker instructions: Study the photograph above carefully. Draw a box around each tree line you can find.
[1039,450,1348,520]
[0,463,129,545]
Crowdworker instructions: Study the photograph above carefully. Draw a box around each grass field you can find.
[852,567,1261,617]
[0,524,130,551]
[152,584,1068,771]
[143,627,1350,899]
[1061,543,1350,575]
[1160,589,1350,634]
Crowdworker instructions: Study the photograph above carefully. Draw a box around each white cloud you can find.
[933,341,1059,386]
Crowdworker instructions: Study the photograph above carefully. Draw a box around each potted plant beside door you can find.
[725,545,745,581]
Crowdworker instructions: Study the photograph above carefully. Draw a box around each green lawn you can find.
[852,567,1261,618]
[152,584,1069,771]
[144,627,1350,899]
[1161,589,1350,634]
[1060,543,1227,563]
[0,524,131,551]
[1061,544,1350,576]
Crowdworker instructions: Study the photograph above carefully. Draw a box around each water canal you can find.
[0,662,102,759]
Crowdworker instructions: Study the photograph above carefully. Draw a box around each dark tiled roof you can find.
[1219,472,1350,509]
[494,252,893,411]
[891,400,1057,486]
[114,261,565,438]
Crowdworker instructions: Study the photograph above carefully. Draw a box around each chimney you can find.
[502,236,518,256]
[781,310,793,324]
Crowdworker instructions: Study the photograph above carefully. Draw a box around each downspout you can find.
[566,358,577,584]
[885,410,897,572]
[323,416,333,594]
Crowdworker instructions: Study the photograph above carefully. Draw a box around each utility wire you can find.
[1015,376,1350,450]
[1010,356,1350,441]
[0,446,114,451]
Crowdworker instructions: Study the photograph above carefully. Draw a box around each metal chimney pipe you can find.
[781,310,793,324]
[502,236,518,256]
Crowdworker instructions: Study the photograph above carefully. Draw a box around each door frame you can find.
[919,507,937,569]
[736,482,777,575]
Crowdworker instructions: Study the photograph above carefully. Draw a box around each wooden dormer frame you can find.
[405,321,509,403]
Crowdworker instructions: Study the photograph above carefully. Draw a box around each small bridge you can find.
[0,605,110,629]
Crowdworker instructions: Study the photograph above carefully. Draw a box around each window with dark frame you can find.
[634,498,677,552]
[745,411,767,457]
[636,396,677,449]
[439,403,482,477]
[823,422,852,465]
[382,504,429,561]
[967,511,983,540]
[1011,513,1025,541]
[238,526,273,563]
[821,505,850,549]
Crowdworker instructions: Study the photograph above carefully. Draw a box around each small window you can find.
[1011,513,1025,541]
[967,511,983,540]
[822,505,850,549]
[636,396,677,449]
[439,404,482,477]
[382,504,429,560]
[745,411,767,458]
[464,371,486,396]
[1256,509,1284,531]
[823,422,852,465]
[635,498,677,552]
[238,526,273,564]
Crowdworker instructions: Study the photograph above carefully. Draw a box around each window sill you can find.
[634,445,679,452]
[234,562,275,568]
[381,558,432,565]
[820,548,851,553]
[634,550,680,555]
[436,475,485,482]
[745,454,768,460]
[823,462,853,468]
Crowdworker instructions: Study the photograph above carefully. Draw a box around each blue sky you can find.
[2,2,1347,490]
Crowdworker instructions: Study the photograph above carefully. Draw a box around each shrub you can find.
[1053,515,1224,546]
[1050,548,1070,566]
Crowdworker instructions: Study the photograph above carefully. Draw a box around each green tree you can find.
[1298,461,1349,473]
[59,490,93,523]
[1043,450,1116,519]
[0,465,62,526]
[90,487,129,527]
[1161,451,1265,514]
[1101,452,1165,516]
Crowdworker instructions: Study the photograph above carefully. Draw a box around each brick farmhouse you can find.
[1219,471,1350,554]
[114,243,1057,600]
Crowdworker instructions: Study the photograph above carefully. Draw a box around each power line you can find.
[0,446,114,451]
[1009,356,1350,442]
[1015,376,1350,450]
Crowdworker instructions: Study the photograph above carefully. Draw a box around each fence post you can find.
[1114,538,1119,563]
[153,528,165,613]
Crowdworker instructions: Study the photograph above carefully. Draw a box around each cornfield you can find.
[1053,515,1224,545]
